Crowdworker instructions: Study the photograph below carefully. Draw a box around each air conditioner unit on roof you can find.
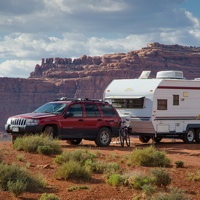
[156,71,184,79]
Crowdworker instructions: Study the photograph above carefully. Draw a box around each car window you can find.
[84,104,101,117]
[66,104,83,117]
[34,103,68,114]
[100,104,117,117]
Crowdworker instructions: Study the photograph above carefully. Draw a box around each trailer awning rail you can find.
[105,96,144,99]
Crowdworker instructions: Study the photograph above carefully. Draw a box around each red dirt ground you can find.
[0,137,200,200]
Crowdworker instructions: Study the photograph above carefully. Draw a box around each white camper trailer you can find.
[103,71,200,144]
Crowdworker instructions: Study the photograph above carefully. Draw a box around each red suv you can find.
[5,98,121,146]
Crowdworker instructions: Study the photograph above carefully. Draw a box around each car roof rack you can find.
[54,97,107,103]
[54,97,74,101]
[73,98,105,103]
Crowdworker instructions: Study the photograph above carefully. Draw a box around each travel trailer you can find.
[103,70,200,144]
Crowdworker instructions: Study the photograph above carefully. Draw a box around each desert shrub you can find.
[84,159,120,174]
[0,163,46,196]
[124,171,151,189]
[7,180,27,197]
[175,160,184,168]
[54,149,95,165]
[104,162,120,174]
[187,170,200,181]
[0,150,3,163]
[106,174,123,186]
[16,154,24,161]
[26,162,31,168]
[13,134,62,155]
[151,187,190,200]
[142,184,156,196]
[37,145,54,155]
[39,193,60,200]
[128,146,170,167]
[84,159,105,173]
[150,168,171,188]
[68,185,89,192]
[55,160,91,181]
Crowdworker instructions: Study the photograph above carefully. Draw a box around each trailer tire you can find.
[195,129,200,143]
[154,137,162,143]
[183,129,195,143]
[139,135,151,143]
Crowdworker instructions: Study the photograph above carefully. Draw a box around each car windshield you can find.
[33,103,68,114]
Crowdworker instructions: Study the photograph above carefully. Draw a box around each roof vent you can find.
[156,71,184,79]
[138,71,151,79]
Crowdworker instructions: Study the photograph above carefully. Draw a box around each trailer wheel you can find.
[139,135,151,143]
[153,137,162,143]
[183,129,195,143]
[195,129,200,143]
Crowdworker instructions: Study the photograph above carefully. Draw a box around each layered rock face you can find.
[1,42,200,131]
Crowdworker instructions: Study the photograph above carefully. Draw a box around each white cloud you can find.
[0,60,39,78]
[0,0,200,77]
[43,0,127,13]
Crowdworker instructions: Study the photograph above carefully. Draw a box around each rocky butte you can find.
[1,42,200,132]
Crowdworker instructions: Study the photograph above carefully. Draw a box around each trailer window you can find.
[157,99,167,110]
[173,95,179,105]
[111,98,144,108]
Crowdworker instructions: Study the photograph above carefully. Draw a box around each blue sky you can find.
[181,0,200,18]
[0,0,200,78]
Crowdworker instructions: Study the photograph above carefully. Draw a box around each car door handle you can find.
[97,119,102,121]
[78,119,84,122]
[106,120,114,122]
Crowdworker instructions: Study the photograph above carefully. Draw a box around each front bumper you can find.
[5,124,43,135]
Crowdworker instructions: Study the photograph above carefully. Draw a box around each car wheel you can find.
[195,129,200,143]
[95,127,111,147]
[183,129,195,143]
[11,134,18,144]
[66,139,82,145]
[43,126,55,140]
[139,135,151,143]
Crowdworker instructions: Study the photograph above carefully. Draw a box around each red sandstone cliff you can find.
[1,42,200,132]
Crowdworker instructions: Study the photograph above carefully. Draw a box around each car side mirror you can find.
[64,112,73,118]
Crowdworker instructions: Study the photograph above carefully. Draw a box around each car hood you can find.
[10,112,57,119]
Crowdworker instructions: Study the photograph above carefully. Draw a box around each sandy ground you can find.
[0,136,200,200]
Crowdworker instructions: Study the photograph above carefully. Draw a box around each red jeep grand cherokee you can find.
[5,98,121,146]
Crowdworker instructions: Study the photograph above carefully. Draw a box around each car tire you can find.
[11,134,18,144]
[43,126,55,140]
[66,139,82,145]
[95,127,111,147]
[139,135,151,143]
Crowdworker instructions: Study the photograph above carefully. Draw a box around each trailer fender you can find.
[185,124,200,132]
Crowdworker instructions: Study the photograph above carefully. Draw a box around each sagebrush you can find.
[0,163,46,197]
[13,134,62,155]
[128,146,170,167]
